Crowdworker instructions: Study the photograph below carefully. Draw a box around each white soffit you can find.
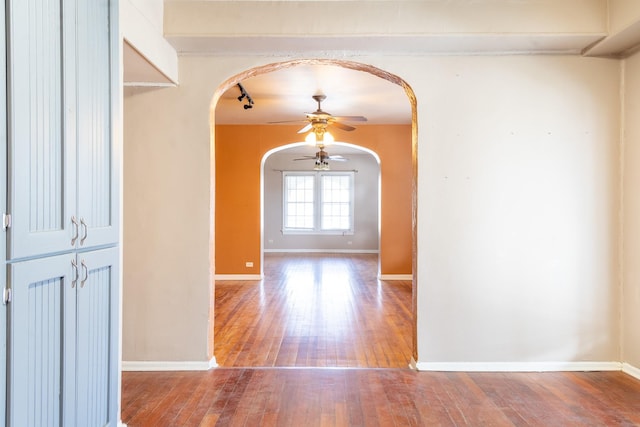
[168,34,606,56]
[123,41,176,86]
[584,19,640,57]
[164,0,608,55]
[122,0,179,85]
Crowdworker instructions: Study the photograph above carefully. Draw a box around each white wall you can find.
[123,82,212,362]
[123,54,621,365]
[263,150,379,252]
[622,50,640,371]
[417,55,620,365]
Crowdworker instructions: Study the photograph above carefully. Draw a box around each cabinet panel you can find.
[8,255,75,427]
[74,248,119,427]
[76,0,118,249]
[7,0,76,259]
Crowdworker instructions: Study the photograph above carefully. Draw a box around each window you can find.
[283,171,354,234]
[284,174,315,229]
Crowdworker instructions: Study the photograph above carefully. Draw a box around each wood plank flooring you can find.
[121,253,640,426]
[121,369,640,426]
[214,253,413,368]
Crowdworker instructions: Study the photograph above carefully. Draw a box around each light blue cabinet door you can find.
[8,254,76,427]
[8,249,118,427]
[8,0,117,258]
[7,0,77,260]
[75,0,119,250]
[74,247,119,427]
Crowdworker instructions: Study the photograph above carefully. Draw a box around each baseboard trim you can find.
[263,249,379,254]
[215,274,263,281]
[122,357,217,371]
[379,274,412,280]
[622,363,640,380]
[409,357,418,370]
[414,361,622,372]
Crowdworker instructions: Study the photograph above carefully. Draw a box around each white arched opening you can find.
[260,142,382,277]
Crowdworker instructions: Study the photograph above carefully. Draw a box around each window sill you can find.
[282,230,354,236]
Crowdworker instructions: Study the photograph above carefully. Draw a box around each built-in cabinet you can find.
[4,0,120,426]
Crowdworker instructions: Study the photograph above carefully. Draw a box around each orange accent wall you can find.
[215,124,412,275]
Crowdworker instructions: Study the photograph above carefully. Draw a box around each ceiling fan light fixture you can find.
[305,130,334,146]
[305,131,317,146]
[323,131,334,145]
[314,160,330,171]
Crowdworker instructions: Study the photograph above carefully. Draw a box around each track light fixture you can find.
[236,83,254,110]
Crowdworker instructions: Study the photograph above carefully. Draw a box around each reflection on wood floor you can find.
[121,369,640,426]
[214,253,413,368]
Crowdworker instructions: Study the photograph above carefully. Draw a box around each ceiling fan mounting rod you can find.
[312,94,327,110]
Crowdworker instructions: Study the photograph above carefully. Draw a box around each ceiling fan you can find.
[271,94,368,134]
[294,147,347,170]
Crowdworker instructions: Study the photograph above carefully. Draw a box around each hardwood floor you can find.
[214,253,413,368]
[121,369,640,426]
[121,253,640,426]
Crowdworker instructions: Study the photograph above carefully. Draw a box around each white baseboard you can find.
[215,274,263,281]
[379,274,412,280]
[216,274,413,281]
[414,361,622,372]
[122,356,217,371]
[263,249,379,254]
[622,363,640,380]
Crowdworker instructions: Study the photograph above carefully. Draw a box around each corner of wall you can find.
[618,57,626,364]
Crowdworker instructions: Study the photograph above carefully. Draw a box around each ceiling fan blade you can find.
[334,115,368,122]
[328,157,348,161]
[331,122,356,132]
[268,119,307,124]
[297,123,313,134]
[293,156,317,161]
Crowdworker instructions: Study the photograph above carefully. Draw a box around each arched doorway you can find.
[261,142,382,271]
[210,59,418,365]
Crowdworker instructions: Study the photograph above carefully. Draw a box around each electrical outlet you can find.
[245,262,253,268]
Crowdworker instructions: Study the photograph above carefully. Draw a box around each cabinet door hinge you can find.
[3,288,11,305]
[3,213,11,230]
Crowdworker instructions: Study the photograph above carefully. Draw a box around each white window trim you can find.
[282,171,355,235]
